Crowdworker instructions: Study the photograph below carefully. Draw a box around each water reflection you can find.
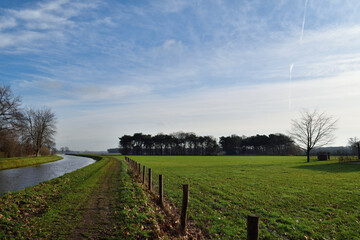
[0,154,95,195]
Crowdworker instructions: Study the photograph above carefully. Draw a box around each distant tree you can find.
[247,134,269,154]
[290,109,337,162]
[219,135,243,155]
[185,133,198,155]
[203,136,219,155]
[142,134,153,155]
[0,84,24,133]
[23,107,57,157]
[0,84,25,157]
[164,134,175,155]
[119,135,133,155]
[51,147,58,155]
[268,134,294,155]
[348,137,360,160]
[132,133,146,155]
[107,148,120,153]
[197,136,206,155]
[153,133,166,155]
[171,132,187,155]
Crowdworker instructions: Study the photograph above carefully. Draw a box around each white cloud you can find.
[151,0,192,13]
[0,31,45,48]
[162,39,182,50]
[0,17,17,30]
[74,84,153,102]
[0,0,99,52]
[2,1,360,150]
[55,69,360,150]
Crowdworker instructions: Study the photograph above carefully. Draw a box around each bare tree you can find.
[349,137,360,160]
[0,84,23,132]
[290,109,337,162]
[0,84,25,156]
[23,107,57,157]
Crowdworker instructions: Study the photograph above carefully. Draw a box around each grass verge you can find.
[0,155,63,170]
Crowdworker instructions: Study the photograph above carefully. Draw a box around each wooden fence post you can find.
[180,184,189,233]
[148,168,152,191]
[247,214,259,240]
[159,175,163,206]
[142,166,146,184]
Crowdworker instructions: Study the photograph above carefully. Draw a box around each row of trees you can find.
[118,132,298,156]
[0,84,57,157]
[119,132,219,155]
[118,110,356,162]
[219,134,297,155]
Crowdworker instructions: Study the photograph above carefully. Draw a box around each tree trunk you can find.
[357,143,360,160]
[306,148,311,163]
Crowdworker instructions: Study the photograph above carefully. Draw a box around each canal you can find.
[0,154,96,195]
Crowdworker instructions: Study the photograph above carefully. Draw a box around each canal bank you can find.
[0,155,63,171]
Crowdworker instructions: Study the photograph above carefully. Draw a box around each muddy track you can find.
[69,158,121,239]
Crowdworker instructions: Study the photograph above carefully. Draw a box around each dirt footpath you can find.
[69,158,121,239]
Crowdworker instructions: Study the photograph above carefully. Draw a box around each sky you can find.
[1,0,360,151]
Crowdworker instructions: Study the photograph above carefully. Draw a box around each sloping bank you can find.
[0,155,161,239]
[0,155,63,170]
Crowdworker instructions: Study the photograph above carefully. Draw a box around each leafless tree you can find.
[349,137,360,160]
[0,84,25,156]
[23,107,57,157]
[0,84,23,132]
[290,109,338,162]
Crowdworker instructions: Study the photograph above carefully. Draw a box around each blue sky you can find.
[1,0,360,151]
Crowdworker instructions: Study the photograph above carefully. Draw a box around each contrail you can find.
[300,0,309,43]
[289,0,308,110]
[289,63,294,109]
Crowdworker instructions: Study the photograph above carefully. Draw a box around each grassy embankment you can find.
[123,155,360,239]
[0,155,63,170]
[0,155,160,239]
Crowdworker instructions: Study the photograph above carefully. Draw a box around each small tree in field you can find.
[290,109,337,162]
[349,137,360,160]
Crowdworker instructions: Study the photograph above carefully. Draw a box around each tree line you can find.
[0,84,57,158]
[119,132,297,156]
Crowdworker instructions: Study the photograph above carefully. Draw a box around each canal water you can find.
[0,154,95,195]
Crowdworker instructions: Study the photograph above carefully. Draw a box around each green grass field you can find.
[0,155,63,170]
[121,155,360,239]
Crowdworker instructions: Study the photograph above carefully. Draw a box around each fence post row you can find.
[124,157,260,238]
